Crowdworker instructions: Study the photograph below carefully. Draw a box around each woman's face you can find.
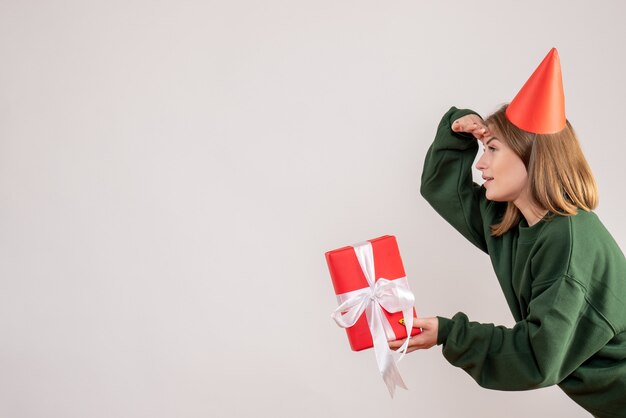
[475,127,529,203]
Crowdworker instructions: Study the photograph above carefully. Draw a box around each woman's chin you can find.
[485,191,505,202]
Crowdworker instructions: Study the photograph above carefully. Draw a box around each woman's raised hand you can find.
[452,114,490,140]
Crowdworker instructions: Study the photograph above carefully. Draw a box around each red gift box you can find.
[326,235,421,351]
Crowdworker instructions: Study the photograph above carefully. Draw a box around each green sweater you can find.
[421,107,626,417]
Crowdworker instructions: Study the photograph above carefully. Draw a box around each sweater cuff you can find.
[437,316,454,346]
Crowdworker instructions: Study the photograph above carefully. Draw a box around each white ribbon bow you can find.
[330,241,415,397]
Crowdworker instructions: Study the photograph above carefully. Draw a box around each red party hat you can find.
[506,48,566,134]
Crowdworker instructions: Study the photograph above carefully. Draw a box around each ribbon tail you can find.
[368,303,408,398]
[394,308,415,362]
[382,358,408,398]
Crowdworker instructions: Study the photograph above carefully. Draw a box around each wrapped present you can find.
[325,235,420,397]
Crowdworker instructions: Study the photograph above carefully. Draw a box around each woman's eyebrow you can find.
[486,137,500,145]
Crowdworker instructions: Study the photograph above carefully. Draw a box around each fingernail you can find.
[399,318,405,325]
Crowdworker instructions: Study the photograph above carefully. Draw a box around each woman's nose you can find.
[476,153,487,170]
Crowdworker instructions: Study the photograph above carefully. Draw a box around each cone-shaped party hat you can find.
[506,48,566,134]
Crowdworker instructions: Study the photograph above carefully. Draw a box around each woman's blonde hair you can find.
[484,104,598,237]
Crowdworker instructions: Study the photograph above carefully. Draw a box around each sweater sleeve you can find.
[420,107,490,254]
[436,275,616,390]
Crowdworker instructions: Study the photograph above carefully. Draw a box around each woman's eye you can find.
[488,146,497,152]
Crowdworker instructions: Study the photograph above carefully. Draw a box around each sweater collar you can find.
[517,213,550,243]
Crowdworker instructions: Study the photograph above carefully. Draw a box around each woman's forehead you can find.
[483,124,504,144]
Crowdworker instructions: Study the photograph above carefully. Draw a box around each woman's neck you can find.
[514,196,548,226]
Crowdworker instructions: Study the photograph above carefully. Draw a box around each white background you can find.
[1,1,624,417]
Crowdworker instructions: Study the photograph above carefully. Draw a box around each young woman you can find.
[390,50,626,417]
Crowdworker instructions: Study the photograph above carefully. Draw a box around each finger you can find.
[452,116,477,132]
[406,341,431,353]
[388,338,407,349]
[469,122,488,132]
[456,121,476,133]
[474,130,487,140]
[464,123,478,134]
[400,317,429,329]
[466,116,484,127]
[453,115,485,134]
[407,333,436,350]
[470,125,488,140]
[393,335,424,352]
